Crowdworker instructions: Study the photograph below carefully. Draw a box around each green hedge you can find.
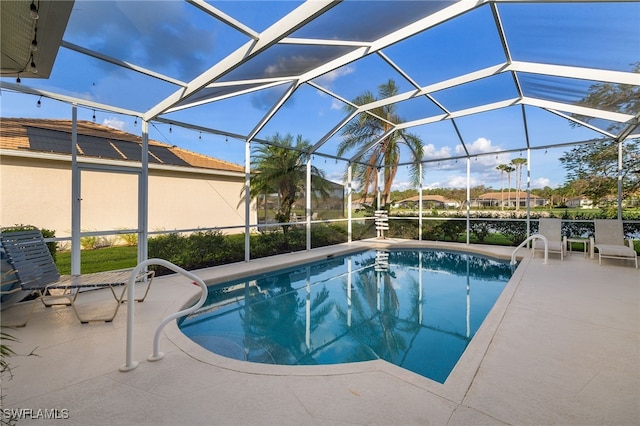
[148,225,352,275]
[143,213,640,275]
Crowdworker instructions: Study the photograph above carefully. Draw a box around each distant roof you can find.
[479,191,541,200]
[398,195,459,204]
[0,118,243,173]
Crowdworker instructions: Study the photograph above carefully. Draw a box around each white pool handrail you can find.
[120,258,208,372]
[511,234,548,265]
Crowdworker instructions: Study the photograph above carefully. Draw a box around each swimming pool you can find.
[178,249,515,383]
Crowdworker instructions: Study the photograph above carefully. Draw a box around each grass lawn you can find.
[56,246,138,275]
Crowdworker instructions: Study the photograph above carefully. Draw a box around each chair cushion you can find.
[595,244,636,258]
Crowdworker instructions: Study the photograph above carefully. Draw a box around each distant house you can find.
[0,118,255,239]
[565,196,594,209]
[473,192,547,208]
[395,194,460,209]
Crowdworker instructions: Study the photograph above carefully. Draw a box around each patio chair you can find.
[590,220,638,269]
[0,227,154,326]
[532,218,566,260]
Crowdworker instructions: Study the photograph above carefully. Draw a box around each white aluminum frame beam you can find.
[508,61,639,86]
[522,97,635,124]
[0,82,142,118]
[165,80,293,113]
[186,0,260,40]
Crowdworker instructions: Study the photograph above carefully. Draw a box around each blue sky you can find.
[2,1,638,192]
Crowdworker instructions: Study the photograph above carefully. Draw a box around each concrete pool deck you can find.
[1,240,638,425]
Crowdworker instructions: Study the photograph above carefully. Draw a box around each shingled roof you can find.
[0,118,243,173]
[478,192,541,200]
[398,194,459,204]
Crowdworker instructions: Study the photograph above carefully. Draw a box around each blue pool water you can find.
[179,249,515,383]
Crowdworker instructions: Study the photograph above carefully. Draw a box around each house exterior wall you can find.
[0,154,254,239]
[1,155,72,234]
[566,197,593,209]
[148,169,248,233]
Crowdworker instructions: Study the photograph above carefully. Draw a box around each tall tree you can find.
[510,157,527,211]
[559,140,639,206]
[338,79,424,207]
[496,164,509,210]
[504,165,515,209]
[573,62,640,134]
[242,133,331,233]
[563,62,640,206]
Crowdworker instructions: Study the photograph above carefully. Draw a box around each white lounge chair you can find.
[1,227,154,326]
[532,218,566,260]
[590,219,638,269]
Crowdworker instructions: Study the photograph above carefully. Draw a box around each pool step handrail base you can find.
[120,258,208,372]
[511,234,548,265]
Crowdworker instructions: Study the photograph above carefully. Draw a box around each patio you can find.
[1,240,638,425]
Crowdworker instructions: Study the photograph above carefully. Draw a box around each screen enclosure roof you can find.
[1,0,639,169]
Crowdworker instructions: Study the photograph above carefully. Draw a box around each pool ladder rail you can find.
[374,250,390,272]
[375,210,389,239]
[120,258,208,372]
[511,234,548,266]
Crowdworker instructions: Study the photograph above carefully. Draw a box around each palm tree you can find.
[337,79,424,207]
[510,157,527,211]
[241,133,331,233]
[496,164,509,210]
[504,165,515,209]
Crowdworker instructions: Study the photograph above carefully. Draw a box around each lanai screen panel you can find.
[499,2,640,73]
[2,0,639,171]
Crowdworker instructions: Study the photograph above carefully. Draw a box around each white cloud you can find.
[456,137,498,156]
[391,180,414,191]
[326,171,345,184]
[103,117,125,130]
[423,143,451,159]
[456,138,493,155]
[531,177,551,188]
[446,175,478,188]
[330,99,344,110]
[422,181,443,190]
[314,66,355,87]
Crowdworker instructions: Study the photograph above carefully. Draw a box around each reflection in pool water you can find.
[179,249,515,383]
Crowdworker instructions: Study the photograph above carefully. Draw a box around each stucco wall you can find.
[1,156,72,235]
[0,154,254,239]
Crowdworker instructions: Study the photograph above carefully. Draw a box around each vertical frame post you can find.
[70,105,81,275]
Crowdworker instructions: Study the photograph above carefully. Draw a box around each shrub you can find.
[41,228,57,262]
[118,232,138,246]
[148,225,349,275]
[80,235,99,250]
